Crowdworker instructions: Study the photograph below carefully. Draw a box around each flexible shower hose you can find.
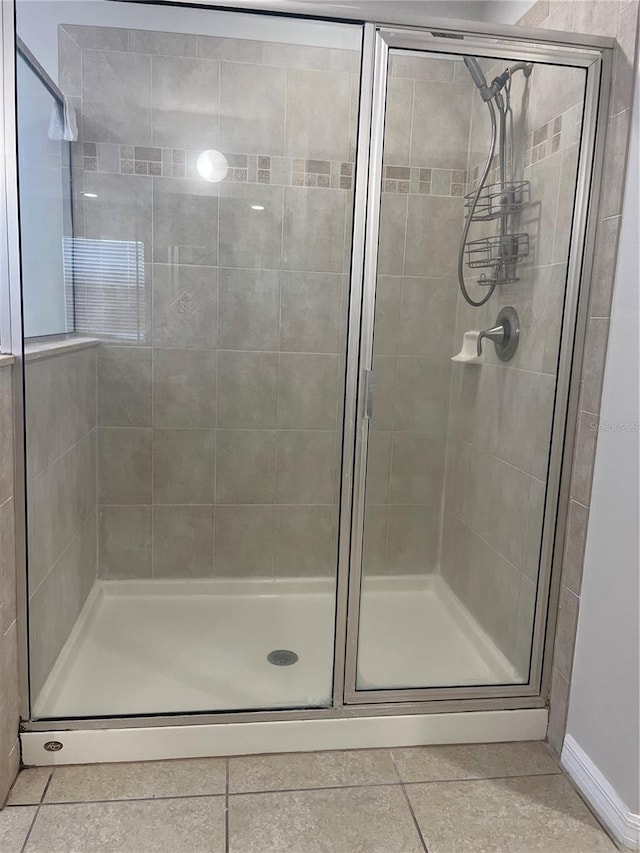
[457,98,498,307]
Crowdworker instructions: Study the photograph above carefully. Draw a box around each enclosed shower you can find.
[11,0,605,759]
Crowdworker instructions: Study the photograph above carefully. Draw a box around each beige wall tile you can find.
[152,177,218,267]
[589,216,621,318]
[562,499,589,596]
[220,62,286,155]
[153,348,216,429]
[216,430,276,505]
[98,427,152,504]
[570,411,599,505]
[273,505,333,577]
[397,277,457,359]
[58,28,81,99]
[393,357,450,433]
[387,506,440,574]
[365,430,392,506]
[26,349,97,479]
[0,498,17,638]
[280,272,345,354]
[98,346,152,427]
[600,109,630,219]
[383,76,413,166]
[28,430,96,596]
[362,504,389,575]
[152,265,218,349]
[98,506,152,579]
[0,370,14,505]
[128,30,197,57]
[151,55,219,149]
[83,172,152,266]
[580,318,610,415]
[29,510,97,700]
[152,506,213,578]
[372,276,401,356]
[153,428,215,505]
[197,35,263,63]
[390,433,446,507]
[404,196,462,277]
[81,50,151,144]
[554,585,580,680]
[217,351,277,429]
[378,194,407,276]
[218,268,280,351]
[282,187,347,274]
[370,356,397,431]
[276,354,339,430]
[284,68,352,162]
[63,24,128,51]
[218,184,283,270]
[410,81,472,170]
[275,430,335,505]
[548,665,571,754]
[213,505,273,578]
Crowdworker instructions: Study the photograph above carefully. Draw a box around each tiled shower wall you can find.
[440,60,586,675]
[362,54,468,576]
[58,24,359,580]
[0,363,19,803]
[25,346,97,700]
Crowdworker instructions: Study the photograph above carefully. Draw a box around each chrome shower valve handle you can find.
[477,307,520,362]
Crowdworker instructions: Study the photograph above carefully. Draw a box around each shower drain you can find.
[267,649,299,666]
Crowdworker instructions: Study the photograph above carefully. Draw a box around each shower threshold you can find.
[33,575,521,719]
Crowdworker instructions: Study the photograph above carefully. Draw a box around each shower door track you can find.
[5,2,614,756]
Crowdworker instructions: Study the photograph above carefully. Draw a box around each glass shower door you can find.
[349,34,588,697]
[17,2,362,718]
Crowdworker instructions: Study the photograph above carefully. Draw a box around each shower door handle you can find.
[364,369,374,420]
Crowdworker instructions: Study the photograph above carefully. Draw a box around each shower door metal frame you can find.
[5,0,614,730]
[342,25,612,706]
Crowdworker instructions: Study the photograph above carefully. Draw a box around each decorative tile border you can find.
[79,142,355,190]
[381,165,466,198]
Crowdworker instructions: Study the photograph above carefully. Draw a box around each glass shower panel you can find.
[356,48,587,691]
[17,2,361,718]
[16,49,73,338]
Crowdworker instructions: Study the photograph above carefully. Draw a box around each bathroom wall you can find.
[566,58,639,821]
[512,0,639,756]
[0,362,19,803]
[362,52,467,576]
[25,344,97,701]
[59,25,359,580]
[440,57,586,675]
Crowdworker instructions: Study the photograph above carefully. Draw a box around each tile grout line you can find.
[19,769,53,853]
[389,750,430,853]
[11,770,568,809]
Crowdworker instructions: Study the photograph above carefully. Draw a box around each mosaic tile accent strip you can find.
[381,165,467,198]
[105,145,356,190]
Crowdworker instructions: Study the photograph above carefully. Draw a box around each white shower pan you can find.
[34,575,520,720]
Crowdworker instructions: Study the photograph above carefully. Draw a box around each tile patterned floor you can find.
[0,742,616,852]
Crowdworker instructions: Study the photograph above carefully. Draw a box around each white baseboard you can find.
[21,708,547,767]
[562,734,640,850]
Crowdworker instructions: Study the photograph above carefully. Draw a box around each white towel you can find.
[48,97,77,142]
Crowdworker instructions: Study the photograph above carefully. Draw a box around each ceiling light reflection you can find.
[197,150,229,183]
